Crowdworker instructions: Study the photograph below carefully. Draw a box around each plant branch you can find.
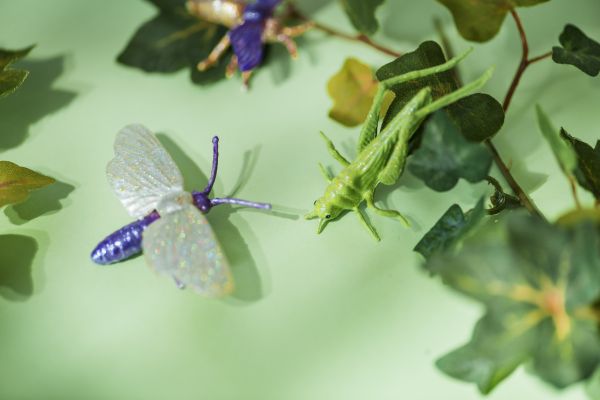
[289,6,402,58]
[482,9,553,219]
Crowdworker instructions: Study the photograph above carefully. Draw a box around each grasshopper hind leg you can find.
[366,190,410,227]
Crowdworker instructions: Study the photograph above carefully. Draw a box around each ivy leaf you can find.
[431,213,600,393]
[327,58,380,127]
[414,198,485,260]
[435,0,550,43]
[408,111,493,191]
[117,0,229,84]
[0,46,34,98]
[376,41,504,142]
[0,161,55,208]
[339,0,385,36]
[553,24,600,77]
[536,105,577,176]
[561,129,600,200]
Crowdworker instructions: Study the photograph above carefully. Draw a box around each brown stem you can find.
[483,9,554,219]
[290,7,402,58]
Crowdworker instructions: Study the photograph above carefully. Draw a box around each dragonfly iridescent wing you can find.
[107,124,184,218]
[142,204,233,297]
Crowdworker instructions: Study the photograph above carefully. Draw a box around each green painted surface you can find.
[0,1,599,399]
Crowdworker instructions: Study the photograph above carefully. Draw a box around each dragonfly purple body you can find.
[91,136,271,265]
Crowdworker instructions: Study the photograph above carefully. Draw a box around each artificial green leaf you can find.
[0,46,34,98]
[561,129,600,200]
[414,198,485,260]
[117,0,229,84]
[0,161,55,207]
[408,111,493,191]
[536,105,577,176]
[327,58,380,127]
[436,0,550,43]
[553,24,600,77]
[430,213,600,393]
[339,0,385,36]
[586,367,600,400]
[376,41,504,142]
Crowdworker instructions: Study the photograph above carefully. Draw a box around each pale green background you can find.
[1,1,600,399]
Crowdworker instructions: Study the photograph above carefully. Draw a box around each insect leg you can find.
[226,55,238,78]
[202,136,219,194]
[319,131,350,167]
[353,207,381,241]
[365,190,410,227]
[174,277,186,290]
[318,162,333,182]
[276,34,298,59]
[282,22,315,38]
[242,70,253,89]
[197,34,231,71]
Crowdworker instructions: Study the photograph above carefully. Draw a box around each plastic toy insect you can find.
[305,49,494,241]
[91,124,271,297]
[186,0,313,87]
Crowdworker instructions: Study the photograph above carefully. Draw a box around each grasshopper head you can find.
[305,198,343,234]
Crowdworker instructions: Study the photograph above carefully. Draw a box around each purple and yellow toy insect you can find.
[186,0,313,87]
[91,124,271,297]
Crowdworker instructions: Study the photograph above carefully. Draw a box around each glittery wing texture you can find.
[107,124,184,218]
[142,204,233,297]
[229,21,265,71]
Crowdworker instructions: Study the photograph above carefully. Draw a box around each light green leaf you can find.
[408,111,493,191]
[0,46,34,98]
[536,105,577,175]
[0,161,55,208]
[339,0,385,36]
[553,24,600,77]
[431,213,600,393]
[327,58,381,127]
[436,0,550,42]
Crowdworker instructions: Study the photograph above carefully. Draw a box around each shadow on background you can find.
[0,234,38,301]
[156,133,266,302]
[4,178,75,225]
[0,56,77,150]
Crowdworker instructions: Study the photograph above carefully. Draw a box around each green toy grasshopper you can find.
[306,49,494,240]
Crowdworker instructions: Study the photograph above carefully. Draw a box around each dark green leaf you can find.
[435,0,550,43]
[553,24,600,77]
[408,111,492,191]
[339,0,385,36]
[0,46,34,98]
[376,41,504,142]
[561,128,600,199]
[414,198,485,260]
[117,1,229,83]
[431,213,600,393]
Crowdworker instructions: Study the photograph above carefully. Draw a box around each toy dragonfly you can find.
[306,49,494,241]
[186,0,313,87]
[91,124,271,297]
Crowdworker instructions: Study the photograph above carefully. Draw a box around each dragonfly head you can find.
[192,191,213,214]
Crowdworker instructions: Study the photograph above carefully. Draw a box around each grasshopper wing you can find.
[107,124,184,218]
[142,204,233,297]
